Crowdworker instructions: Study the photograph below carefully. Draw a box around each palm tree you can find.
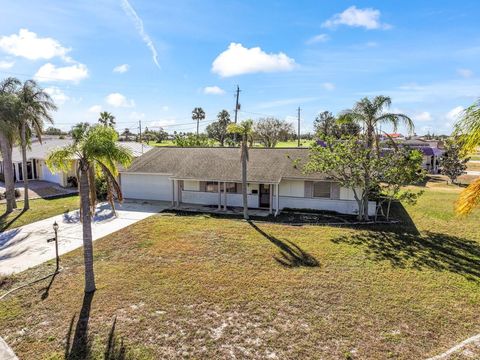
[454,99,480,215]
[340,95,414,151]
[47,125,132,293]
[339,96,414,218]
[98,111,116,128]
[17,80,57,210]
[192,107,205,136]
[0,77,21,213]
[227,120,253,220]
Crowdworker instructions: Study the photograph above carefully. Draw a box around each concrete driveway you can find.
[0,200,169,275]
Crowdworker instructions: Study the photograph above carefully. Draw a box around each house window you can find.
[205,182,237,193]
[313,182,331,198]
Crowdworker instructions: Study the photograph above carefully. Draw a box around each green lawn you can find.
[1,185,479,359]
[0,195,79,232]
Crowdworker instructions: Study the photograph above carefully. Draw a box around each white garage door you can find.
[42,165,63,185]
[121,174,172,201]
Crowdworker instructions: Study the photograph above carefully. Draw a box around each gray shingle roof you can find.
[8,139,152,162]
[121,147,328,183]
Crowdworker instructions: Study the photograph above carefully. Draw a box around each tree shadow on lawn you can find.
[0,209,26,232]
[333,231,480,281]
[248,220,319,268]
[64,292,130,360]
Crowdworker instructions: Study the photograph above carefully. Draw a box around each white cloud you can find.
[212,43,295,77]
[161,105,169,111]
[446,106,464,122]
[0,60,14,69]
[120,0,160,68]
[105,92,135,108]
[322,6,390,30]
[0,28,71,61]
[321,82,335,91]
[413,111,432,122]
[113,64,129,73]
[306,34,329,45]
[44,87,69,105]
[34,63,88,83]
[203,86,225,95]
[88,105,102,113]
[457,68,473,78]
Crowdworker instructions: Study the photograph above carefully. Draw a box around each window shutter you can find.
[304,181,313,198]
[236,183,242,194]
[199,181,206,192]
[331,182,340,199]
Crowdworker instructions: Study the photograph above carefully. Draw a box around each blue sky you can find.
[1,0,479,135]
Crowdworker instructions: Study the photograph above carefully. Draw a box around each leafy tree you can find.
[302,137,424,221]
[44,127,65,135]
[121,128,133,141]
[206,110,231,146]
[17,80,57,210]
[173,133,213,147]
[453,99,480,215]
[254,117,294,148]
[441,139,470,184]
[0,77,21,213]
[227,120,253,220]
[192,107,205,136]
[47,125,132,293]
[313,111,337,140]
[378,146,425,219]
[98,111,116,128]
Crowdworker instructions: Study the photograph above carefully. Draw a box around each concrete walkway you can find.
[0,200,169,275]
[0,337,17,360]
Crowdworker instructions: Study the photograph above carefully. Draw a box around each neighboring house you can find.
[119,147,376,216]
[394,138,444,173]
[0,137,152,187]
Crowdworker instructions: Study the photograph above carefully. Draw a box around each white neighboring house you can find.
[0,137,152,187]
[119,147,376,216]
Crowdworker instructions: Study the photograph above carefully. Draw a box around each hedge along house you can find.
[0,137,152,187]
[120,147,376,216]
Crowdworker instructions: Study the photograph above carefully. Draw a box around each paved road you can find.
[0,200,169,275]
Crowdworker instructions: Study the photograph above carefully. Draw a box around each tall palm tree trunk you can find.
[20,122,30,210]
[0,133,17,213]
[196,119,199,136]
[79,162,96,293]
[241,136,249,220]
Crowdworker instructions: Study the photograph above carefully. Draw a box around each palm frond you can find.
[455,178,480,215]
[46,145,77,172]
[454,100,480,154]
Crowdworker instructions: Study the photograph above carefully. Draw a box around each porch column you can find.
[218,181,221,210]
[275,183,280,216]
[269,184,273,214]
[176,180,181,206]
[223,182,227,211]
[171,179,175,207]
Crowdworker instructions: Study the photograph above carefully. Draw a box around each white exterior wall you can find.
[122,173,172,201]
[37,160,66,186]
[181,190,259,208]
[279,180,304,197]
[278,196,376,216]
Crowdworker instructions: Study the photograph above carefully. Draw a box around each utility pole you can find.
[297,106,301,147]
[233,85,241,143]
[139,120,143,154]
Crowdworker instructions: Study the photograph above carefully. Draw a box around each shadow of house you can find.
[248,221,319,268]
[332,231,480,281]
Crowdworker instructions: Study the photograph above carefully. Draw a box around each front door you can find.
[259,184,270,208]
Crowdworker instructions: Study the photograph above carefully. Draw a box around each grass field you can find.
[0,195,79,232]
[0,184,479,359]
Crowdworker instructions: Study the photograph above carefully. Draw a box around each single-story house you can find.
[0,137,152,187]
[395,139,444,173]
[119,147,376,216]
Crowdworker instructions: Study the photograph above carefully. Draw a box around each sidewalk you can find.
[0,337,18,360]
